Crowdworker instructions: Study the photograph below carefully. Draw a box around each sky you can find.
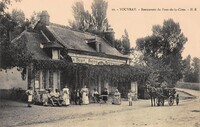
[7,0,200,59]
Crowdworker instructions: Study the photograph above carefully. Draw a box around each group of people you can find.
[91,88,137,106]
[25,86,137,107]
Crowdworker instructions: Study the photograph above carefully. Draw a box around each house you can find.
[11,11,139,98]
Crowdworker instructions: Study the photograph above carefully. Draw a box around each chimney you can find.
[40,10,50,26]
[103,29,115,47]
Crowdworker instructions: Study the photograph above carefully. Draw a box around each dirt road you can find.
[1,88,199,127]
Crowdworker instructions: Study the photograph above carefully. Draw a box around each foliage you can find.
[129,48,145,66]
[1,34,32,69]
[183,56,200,83]
[91,0,108,31]
[11,9,25,26]
[116,29,130,55]
[32,58,150,82]
[69,0,109,33]
[69,1,87,31]
[176,82,200,91]
[29,11,41,26]
[136,19,188,85]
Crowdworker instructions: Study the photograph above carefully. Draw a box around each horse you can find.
[146,84,167,106]
[146,84,157,106]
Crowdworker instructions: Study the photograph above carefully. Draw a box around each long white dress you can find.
[81,88,89,105]
[113,92,121,105]
[62,88,70,105]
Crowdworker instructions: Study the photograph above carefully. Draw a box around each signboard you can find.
[68,53,127,65]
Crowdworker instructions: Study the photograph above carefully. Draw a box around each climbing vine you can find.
[3,33,151,83]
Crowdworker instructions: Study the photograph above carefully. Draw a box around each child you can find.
[128,90,133,106]
[92,88,99,103]
[176,94,179,105]
[25,87,33,107]
[42,90,50,106]
[75,89,82,105]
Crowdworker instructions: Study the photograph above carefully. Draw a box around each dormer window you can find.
[85,38,101,52]
[43,42,62,60]
[52,49,60,60]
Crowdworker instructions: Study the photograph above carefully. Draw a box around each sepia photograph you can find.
[0,0,200,127]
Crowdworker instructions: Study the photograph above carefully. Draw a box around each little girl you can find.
[128,90,133,106]
[25,87,33,107]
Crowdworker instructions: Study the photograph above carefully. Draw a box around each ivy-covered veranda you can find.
[31,59,151,98]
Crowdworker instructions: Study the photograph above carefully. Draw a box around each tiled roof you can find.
[47,23,129,58]
[12,31,52,60]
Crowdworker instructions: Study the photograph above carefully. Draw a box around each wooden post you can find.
[53,71,58,91]
[45,70,49,89]
[98,75,101,94]
[58,71,60,90]
[39,70,43,89]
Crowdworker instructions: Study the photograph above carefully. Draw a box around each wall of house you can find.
[0,67,27,90]
[0,67,27,99]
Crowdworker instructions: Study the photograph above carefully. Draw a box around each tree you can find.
[136,19,187,85]
[129,48,145,66]
[30,11,41,26]
[182,55,192,82]
[91,0,108,31]
[69,1,89,31]
[191,57,200,82]
[182,56,200,83]
[121,29,130,54]
[0,0,22,69]
[11,9,25,26]
[69,1,98,32]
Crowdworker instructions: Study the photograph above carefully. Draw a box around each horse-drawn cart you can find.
[156,88,177,106]
[147,85,179,106]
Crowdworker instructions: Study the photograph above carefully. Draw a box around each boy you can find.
[25,87,33,107]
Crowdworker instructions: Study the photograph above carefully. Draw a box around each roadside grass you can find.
[176,82,200,91]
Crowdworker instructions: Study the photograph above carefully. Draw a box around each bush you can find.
[176,82,200,91]
[10,87,27,102]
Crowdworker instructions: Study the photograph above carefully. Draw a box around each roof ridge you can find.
[11,30,28,43]
[49,22,71,29]
[49,22,100,38]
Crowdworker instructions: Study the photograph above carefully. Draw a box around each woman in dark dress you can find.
[101,88,109,103]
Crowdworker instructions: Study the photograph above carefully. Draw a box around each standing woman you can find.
[62,85,70,106]
[101,88,109,103]
[112,89,121,105]
[81,85,89,105]
[25,87,33,107]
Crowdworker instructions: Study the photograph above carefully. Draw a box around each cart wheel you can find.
[168,96,174,106]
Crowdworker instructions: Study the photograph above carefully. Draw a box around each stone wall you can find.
[0,68,27,99]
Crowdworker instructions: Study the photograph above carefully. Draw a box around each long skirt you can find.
[112,96,121,105]
[28,95,33,102]
[82,92,89,105]
[62,93,70,105]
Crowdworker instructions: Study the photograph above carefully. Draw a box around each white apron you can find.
[62,88,70,105]
[81,88,89,105]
